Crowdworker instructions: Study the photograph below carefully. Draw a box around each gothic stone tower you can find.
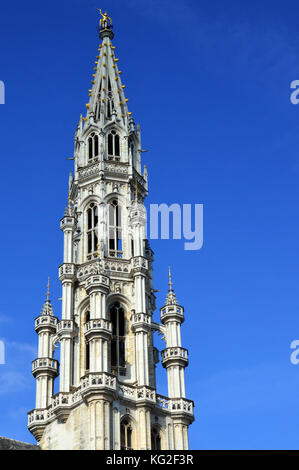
[27,15,194,450]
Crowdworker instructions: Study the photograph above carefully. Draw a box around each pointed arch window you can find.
[108,199,122,258]
[87,132,99,161]
[151,427,161,450]
[110,302,126,376]
[121,418,133,450]
[107,130,120,161]
[87,203,98,260]
[85,311,90,371]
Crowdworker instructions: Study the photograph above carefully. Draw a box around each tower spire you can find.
[166,267,178,305]
[83,10,132,128]
[46,276,50,300]
[41,277,53,316]
[28,15,194,450]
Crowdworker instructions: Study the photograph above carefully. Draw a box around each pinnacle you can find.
[41,278,53,316]
[82,17,133,128]
[41,299,53,316]
[165,267,178,306]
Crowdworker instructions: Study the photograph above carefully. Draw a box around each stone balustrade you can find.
[131,256,148,274]
[136,386,156,403]
[131,312,151,330]
[118,383,136,400]
[85,274,110,294]
[84,318,112,334]
[156,395,194,417]
[77,259,130,281]
[160,304,184,323]
[32,358,59,377]
[118,384,156,404]
[35,315,57,332]
[156,394,170,409]
[58,263,76,282]
[28,380,193,432]
[78,161,101,181]
[56,320,76,340]
[27,408,47,426]
[104,161,129,175]
[60,216,76,230]
[51,392,71,408]
[80,372,117,398]
[161,347,188,367]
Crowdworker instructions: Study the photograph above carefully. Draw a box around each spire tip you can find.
[46,277,50,300]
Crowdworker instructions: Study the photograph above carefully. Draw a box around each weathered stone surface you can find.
[0,436,40,450]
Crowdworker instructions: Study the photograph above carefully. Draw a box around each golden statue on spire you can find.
[97,8,112,30]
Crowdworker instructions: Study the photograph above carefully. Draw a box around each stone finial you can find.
[165,267,178,305]
[41,277,54,316]
[64,184,74,216]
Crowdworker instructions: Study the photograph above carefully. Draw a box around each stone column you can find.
[85,274,111,373]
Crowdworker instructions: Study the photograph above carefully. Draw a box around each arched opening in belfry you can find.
[87,202,98,259]
[120,417,133,450]
[151,426,161,450]
[109,302,125,376]
[87,132,99,161]
[107,130,120,160]
[108,199,122,258]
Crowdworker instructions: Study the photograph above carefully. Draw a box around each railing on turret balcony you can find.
[156,394,170,410]
[118,383,136,400]
[60,217,76,229]
[170,398,194,416]
[27,408,48,426]
[131,256,148,273]
[85,274,110,290]
[131,312,151,325]
[156,394,194,417]
[136,386,156,403]
[117,383,156,404]
[161,347,189,367]
[84,318,112,336]
[130,311,152,332]
[160,304,184,323]
[57,320,75,336]
[35,315,57,332]
[58,263,76,281]
[80,372,117,396]
[32,358,59,377]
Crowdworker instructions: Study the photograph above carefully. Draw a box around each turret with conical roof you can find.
[31,279,59,440]
[160,268,188,398]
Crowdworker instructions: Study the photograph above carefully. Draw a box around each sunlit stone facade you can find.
[28,17,194,450]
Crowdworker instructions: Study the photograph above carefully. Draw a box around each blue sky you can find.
[0,0,299,450]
